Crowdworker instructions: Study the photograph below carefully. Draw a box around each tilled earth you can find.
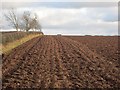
[2,36,120,88]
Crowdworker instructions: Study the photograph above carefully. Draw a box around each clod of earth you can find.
[2,36,120,88]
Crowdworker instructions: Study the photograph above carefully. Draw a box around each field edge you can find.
[1,34,43,54]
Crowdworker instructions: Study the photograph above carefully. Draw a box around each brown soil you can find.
[2,36,120,88]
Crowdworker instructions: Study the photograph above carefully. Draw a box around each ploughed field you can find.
[2,36,120,88]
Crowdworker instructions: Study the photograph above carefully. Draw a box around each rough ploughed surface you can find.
[2,36,120,88]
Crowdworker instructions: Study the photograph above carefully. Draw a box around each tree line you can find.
[4,9,42,32]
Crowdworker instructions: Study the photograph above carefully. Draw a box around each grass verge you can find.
[1,34,42,54]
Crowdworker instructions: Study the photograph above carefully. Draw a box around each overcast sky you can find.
[1,0,118,35]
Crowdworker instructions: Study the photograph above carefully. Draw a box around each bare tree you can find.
[31,14,42,32]
[4,10,42,32]
[22,11,31,31]
[4,8,19,31]
[21,11,41,32]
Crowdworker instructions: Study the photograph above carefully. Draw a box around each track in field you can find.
[2,36,120,88]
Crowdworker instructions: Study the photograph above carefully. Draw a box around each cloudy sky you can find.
[1,0,119,35]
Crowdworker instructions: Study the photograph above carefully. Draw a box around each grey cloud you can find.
[2,2,28,9]
[43,28,118,35]
[41,14,116,30]
[42,21,117,30]
[1,2,118,35]
[102,15,118,22]
[81,7,118,22]
[2,2,117,10]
